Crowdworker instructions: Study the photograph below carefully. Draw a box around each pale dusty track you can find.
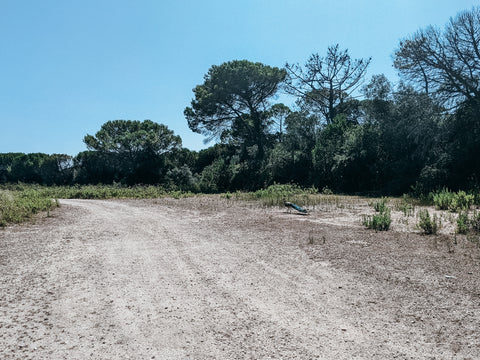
[1,197,480,359]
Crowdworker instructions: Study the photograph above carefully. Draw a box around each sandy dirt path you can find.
[1,197,480,359]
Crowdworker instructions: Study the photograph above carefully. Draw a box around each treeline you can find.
[2,7,479,195]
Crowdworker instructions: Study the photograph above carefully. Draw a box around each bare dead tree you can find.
[394,7,480,108]
[285,44,371,124]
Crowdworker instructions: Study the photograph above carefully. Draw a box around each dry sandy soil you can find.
[1,196,480,359]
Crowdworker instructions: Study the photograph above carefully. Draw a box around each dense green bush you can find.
[432,189,475,212]
[432,189,454,210]
[451,191,475,211]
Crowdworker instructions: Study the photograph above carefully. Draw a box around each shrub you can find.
[373,197,388,213]
[363,207,391,231]
[450,191,474,212]
[432,189,474,212]
[417,209,440,235]
[165,165,198,191]
[432,189,455,210]
[456,211,470,234]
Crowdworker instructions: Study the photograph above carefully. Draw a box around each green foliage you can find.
[285,44,371,124]
[165,165,198,191]
[198,158,232,193]
[372,197,388,213]
[455,211,480,235]
[84,120,181,155]
[0,189,57,227]
[184,60,286,160]
[432,189,455,210]
[417,209,440,235]
[432,189,474,212]
[363,199,391,231]
[82,120,182,185]
[43,185,168,200]
[0,153,73,185]
[451,191,475,211]
[456,211,470,234]
[362,207,392,231]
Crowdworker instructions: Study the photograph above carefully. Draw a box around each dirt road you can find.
[1,197,480,359]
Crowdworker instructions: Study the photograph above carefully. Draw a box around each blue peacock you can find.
[284,201,308,214]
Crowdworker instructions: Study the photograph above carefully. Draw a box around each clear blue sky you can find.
[0,0,477,155]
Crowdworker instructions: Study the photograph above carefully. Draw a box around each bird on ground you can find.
[284,201,308,213]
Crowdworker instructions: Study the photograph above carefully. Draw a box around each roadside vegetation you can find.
[0,187,58,227]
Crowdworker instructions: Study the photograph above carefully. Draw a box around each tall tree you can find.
[83,120,181,184]
[394,7,480,106]
[84,120,181,156]
[184,60,287,160]
[285,44,371,124]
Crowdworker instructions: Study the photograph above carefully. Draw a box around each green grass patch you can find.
[0,189,58,227]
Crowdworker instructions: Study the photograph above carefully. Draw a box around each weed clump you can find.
[417,209,441,235]
[363,200,391,231]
